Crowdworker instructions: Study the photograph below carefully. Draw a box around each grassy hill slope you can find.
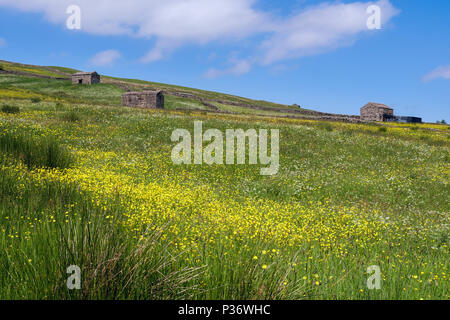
[1,59,357,119]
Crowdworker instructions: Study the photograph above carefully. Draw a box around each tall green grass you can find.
[0,158,201,299]
[0,130,73,169]
[60,110,81,123]
[0,101,448,300]
[1,105,20,114]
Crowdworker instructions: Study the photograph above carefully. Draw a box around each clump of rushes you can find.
[1,105,20,114]
[0,168,202,299]
[61,110,81,123]
[31,97,41,103]
[378,126,387,132]
[0,130,73,169]
[317,122,333,132]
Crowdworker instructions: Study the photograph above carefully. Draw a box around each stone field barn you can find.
[360,103,394,122]
[72,72,101,85]
[122,90,165,109]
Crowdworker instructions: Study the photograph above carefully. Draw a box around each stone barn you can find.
[72,72,100,85]
[360,102,394,122]
[121,90,165,109]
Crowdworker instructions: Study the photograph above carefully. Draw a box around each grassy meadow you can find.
[0,67,449,300]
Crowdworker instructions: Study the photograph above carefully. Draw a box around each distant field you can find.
[0,60,307,116]
[0,74,125,105]
[0,62,448,300]
[0,60,65,78]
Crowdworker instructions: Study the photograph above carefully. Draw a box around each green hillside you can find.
[0,59,335,117]
[0,60,448,300]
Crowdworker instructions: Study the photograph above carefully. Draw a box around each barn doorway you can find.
[78,79,83,84]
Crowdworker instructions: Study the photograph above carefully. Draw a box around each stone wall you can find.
[0,69,70,80]
[122,91,165,109]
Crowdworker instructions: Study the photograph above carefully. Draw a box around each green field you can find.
[0,61,448,300]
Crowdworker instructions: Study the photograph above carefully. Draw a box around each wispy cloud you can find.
[0,0,399,71]
[140,39,181,63]
[204,59,252,79]
[0,38,7,47]
[0,0,266,63]
[259,0,399,64]
[422,65,450,82]
[89,49,121,67]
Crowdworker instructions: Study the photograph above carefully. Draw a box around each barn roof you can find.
[362,102,393,110]
[73,72,98,76]
[123,90,163,95]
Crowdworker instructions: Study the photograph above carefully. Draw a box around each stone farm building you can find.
[72,72,100,85]
[360,102,422,123]
[360,102,394,122]
[122,90,165,109]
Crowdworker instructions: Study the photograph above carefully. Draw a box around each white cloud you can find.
[0,0,399,68]
[204,59,252,78]
[0,0,267,62]
[422,65,450,82]
[0,38,6,47]
[89,49,121,67]
[259,0,400,64]
[140,39,182,63]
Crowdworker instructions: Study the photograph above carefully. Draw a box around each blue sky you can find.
[0,0,449,122]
